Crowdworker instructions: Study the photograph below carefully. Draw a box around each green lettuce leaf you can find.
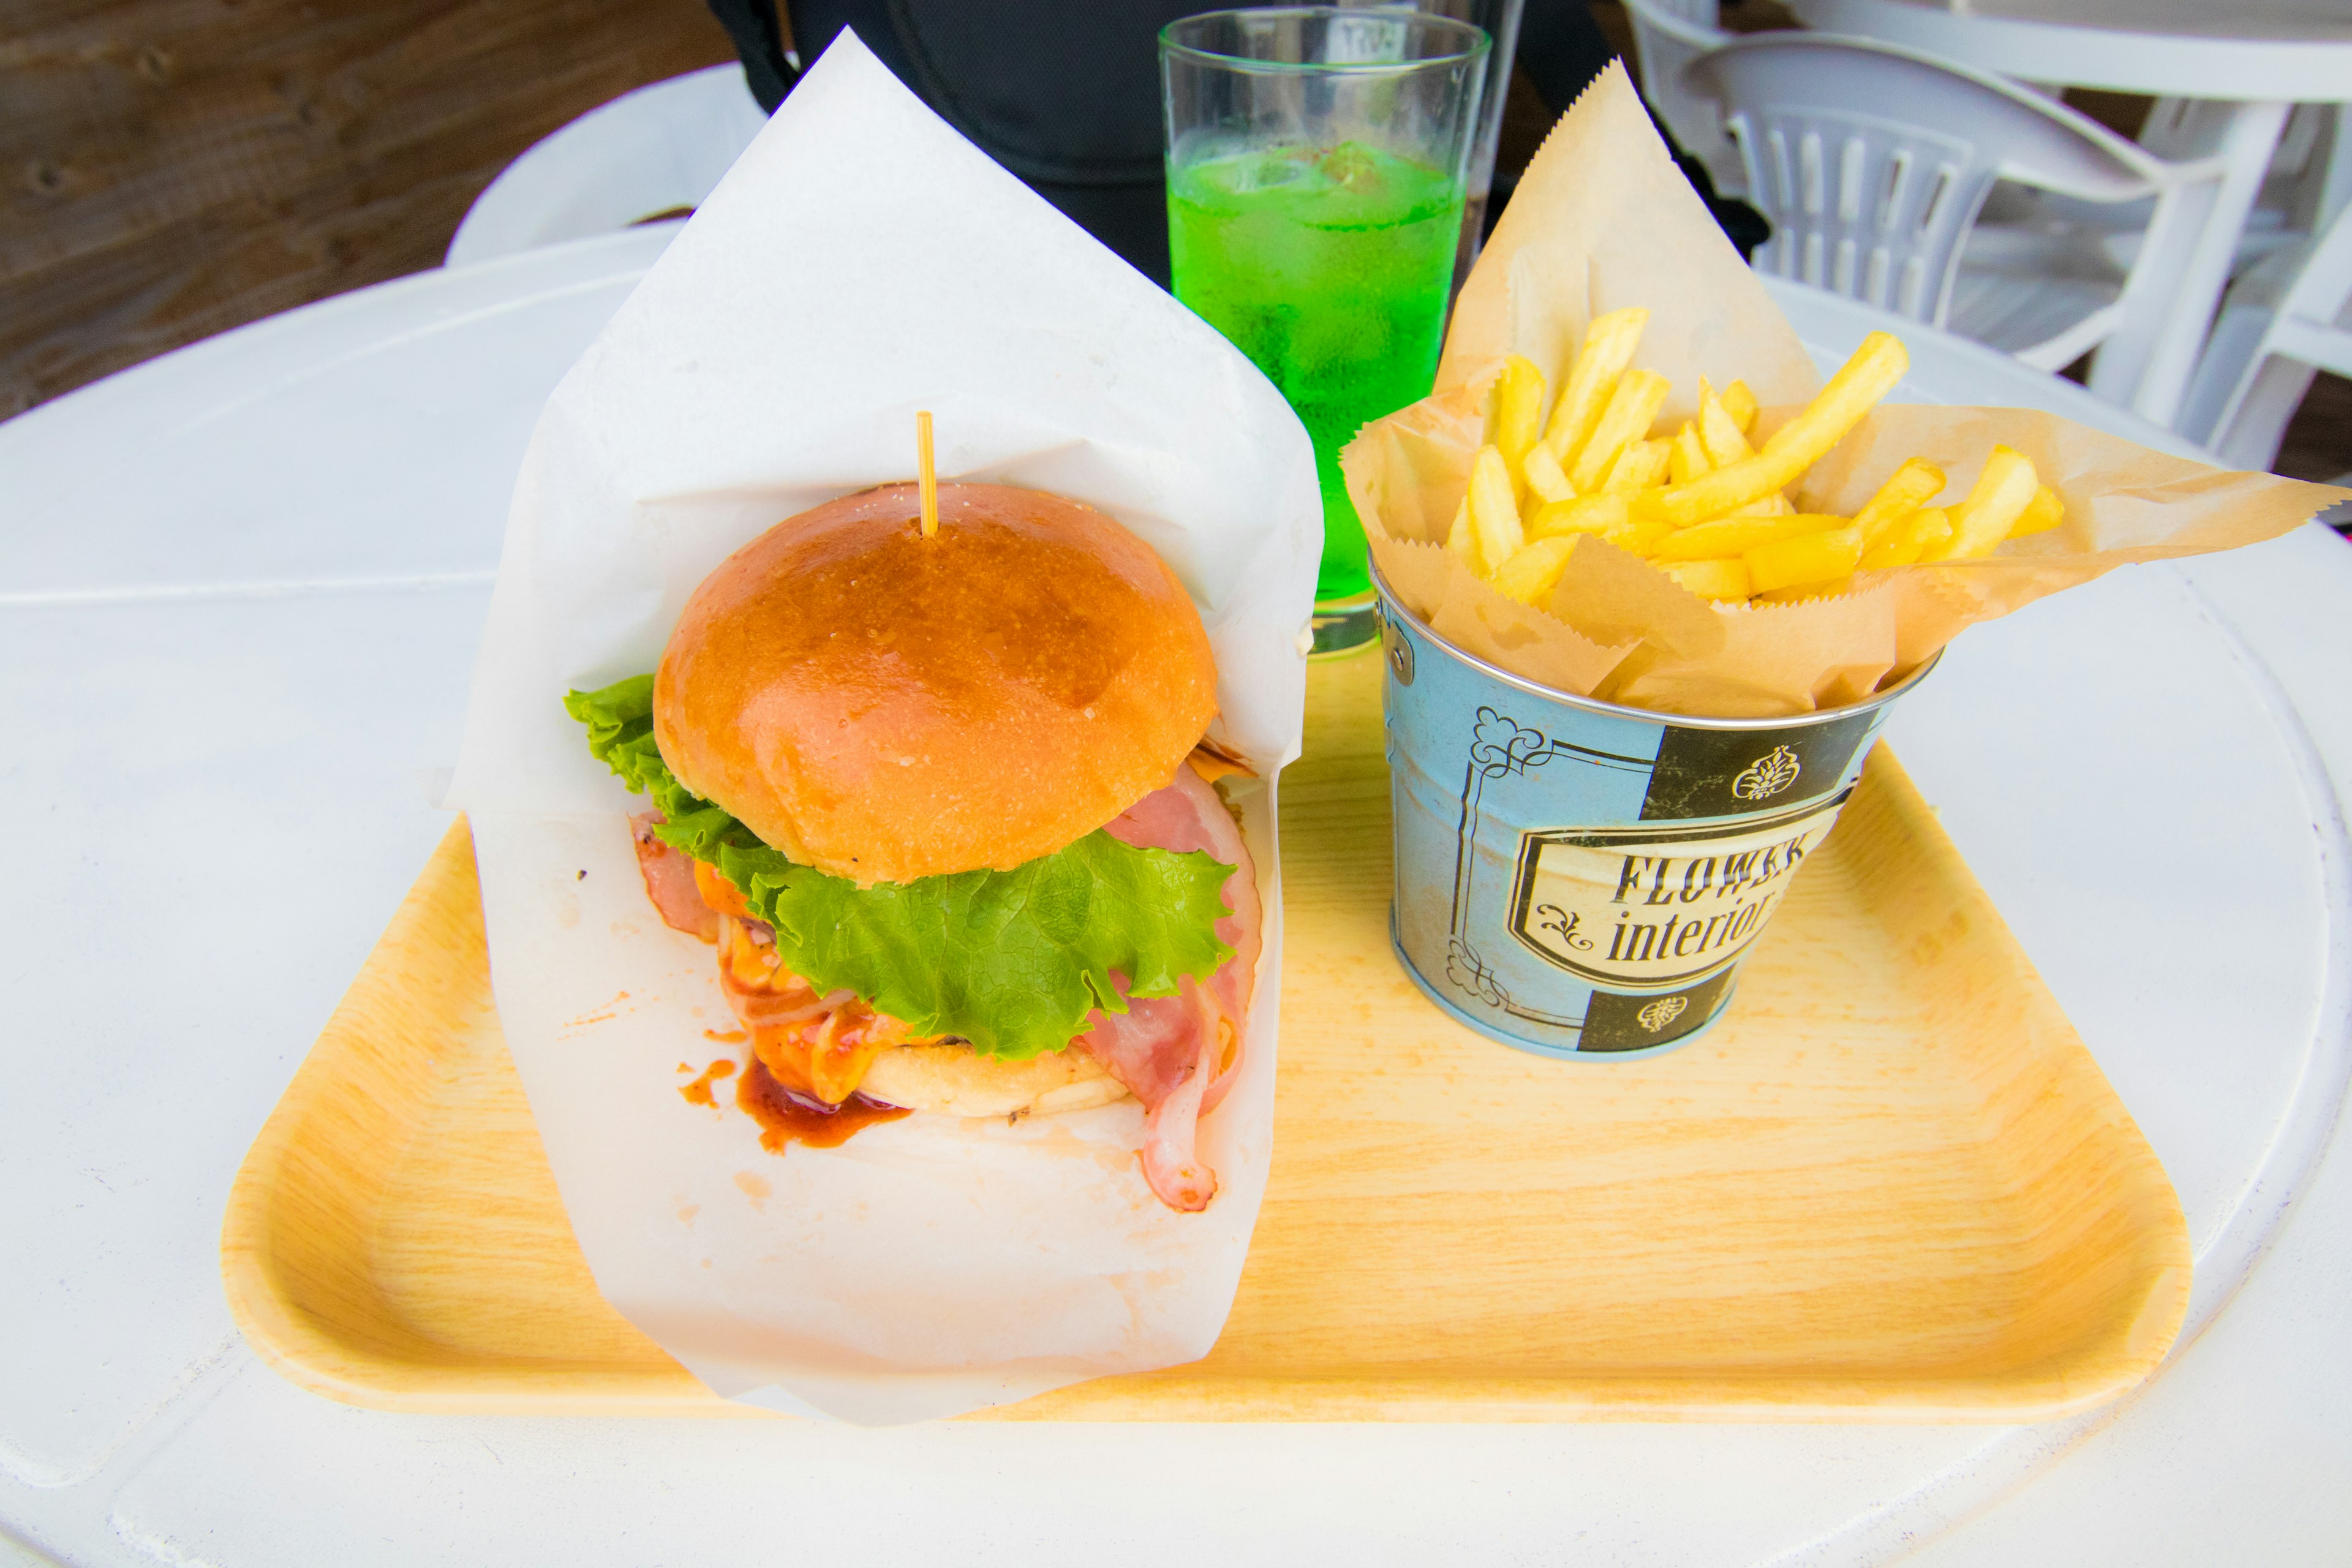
[563,676,1235,1059]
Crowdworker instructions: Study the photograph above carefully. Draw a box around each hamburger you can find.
[565,482,1262,1212]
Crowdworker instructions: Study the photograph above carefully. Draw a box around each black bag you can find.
[703,0,1766,284]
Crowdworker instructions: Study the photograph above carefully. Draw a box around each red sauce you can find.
[736,1059,910,1152]
[678,1058,737,1107]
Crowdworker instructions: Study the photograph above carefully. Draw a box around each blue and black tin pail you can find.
[1376,571,1935,1061]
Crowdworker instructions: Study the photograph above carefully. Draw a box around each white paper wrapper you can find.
[443,32,1320,1425]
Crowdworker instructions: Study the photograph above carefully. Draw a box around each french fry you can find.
[1602,437,1672,494]
[1521,441,1576,506]
[2009,484,2065,538]
[1527,493,1629,540]
[1540,306,1648,462]
[1762,334,1909,458]
[1697,388,1755,468]
[1604,512,1675,557]
[1654,511,1843,562]
[1569,369,1671,492]
[1441,323,2034,611]
[1492,355,1548,483]
[1929,445,2038,559]
[1853,458,1947,543]
[1746,523,1864,594]
[1661,559,1751,601]
[1489,535,1580,605]
[1668,422,1711,486]
[1721,379,1759,434]
[1859,507,1950,570]
[1444,496,1474,567]
[1467,444,1525,574]
[1648,333,1909,527]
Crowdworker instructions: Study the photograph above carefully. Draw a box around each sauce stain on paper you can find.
[678,1058,737,1108]
[561,990,633,1032]
[733,1170,771,1210]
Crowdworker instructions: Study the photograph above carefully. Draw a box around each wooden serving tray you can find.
[223,655,2190,1421]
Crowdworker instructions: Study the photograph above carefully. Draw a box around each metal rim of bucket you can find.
[1370,557,1942,733]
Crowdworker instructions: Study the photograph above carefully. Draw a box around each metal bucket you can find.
[1376,571,1935,1061]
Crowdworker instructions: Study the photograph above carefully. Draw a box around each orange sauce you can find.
[1186,743,1254,785]
[736,1060,909,1152]
[693,859,756,919]
[696,860,913,1145]
[749,1011,910,1107]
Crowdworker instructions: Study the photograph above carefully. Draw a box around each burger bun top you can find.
[653,483,1218,886]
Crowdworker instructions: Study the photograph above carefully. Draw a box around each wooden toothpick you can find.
[916,410,938,538]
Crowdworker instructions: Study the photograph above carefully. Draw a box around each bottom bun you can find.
[860,1042,1131,1118]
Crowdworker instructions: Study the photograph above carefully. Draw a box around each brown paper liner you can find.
[1346,63,2351,719]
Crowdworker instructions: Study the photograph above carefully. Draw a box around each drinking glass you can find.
[1338,0,1526,289]
[1162,7,1489,654]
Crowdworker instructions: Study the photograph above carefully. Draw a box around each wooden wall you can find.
[2,0,739,417]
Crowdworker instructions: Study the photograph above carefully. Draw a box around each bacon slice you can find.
[1082,762,1262,1211]
[630,812,720,943]
[624,760,1261,1213]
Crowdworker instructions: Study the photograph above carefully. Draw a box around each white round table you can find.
[4,232,2350,1567]
[1787,0,2352,432]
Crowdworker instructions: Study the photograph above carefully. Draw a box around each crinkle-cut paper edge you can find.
[1351,387,2348,718]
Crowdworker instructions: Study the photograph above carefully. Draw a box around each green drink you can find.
[1169,143,1464,605]
[1161,7,1488,651]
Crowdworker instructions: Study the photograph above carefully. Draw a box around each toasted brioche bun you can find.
[653,483,1217,887]
[860,1042,1129,1118]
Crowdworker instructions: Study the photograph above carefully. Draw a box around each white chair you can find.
[445,64,769,268]
[2158,100,2349,247]
[2177,200,2352,475]
[1619,0,1744,197]
[1979,100,2340,288]
[1686,32,2231,423]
